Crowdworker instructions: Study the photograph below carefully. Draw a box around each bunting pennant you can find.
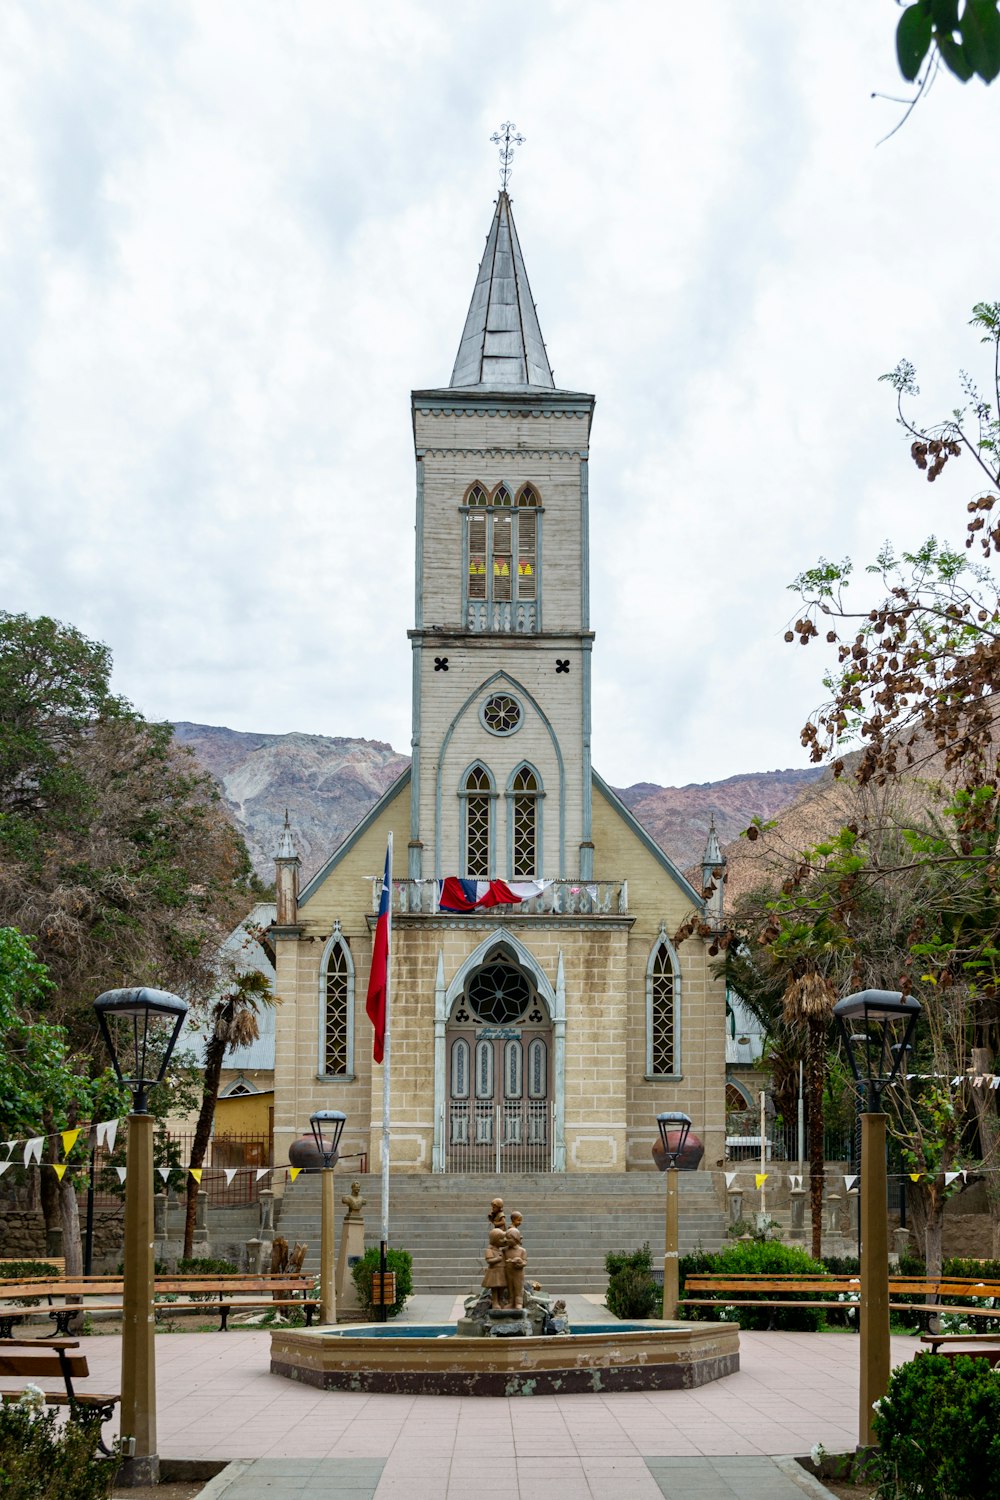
[52,1164,67,1181]
[0,1162,11,1178]
[789,1175,803,1191]
[224,1169,237,1186]
[60,1129,80,1156]
[115,1167,127,1184]
[844,1175,858,1191]
[189,1168,202,1184]
[910,1173,921,1182]
[289,1166,302,1182]
[96,1120,118,1152]
[992,1077,1000,1090]
[755,1173,768,1189]
[157,1168,171,1183]
[724,1172,737,1189]
[255,1168,270,1182]
[24,1138,43,1167]
[3,1141,17,1159]
[945,1171,962,1186]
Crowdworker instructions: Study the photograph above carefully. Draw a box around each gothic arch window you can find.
[463,481,541,633]
[460,763,494,877]
[508,763,542,879]
[646,927,680,1077]
[319,925,354,1077]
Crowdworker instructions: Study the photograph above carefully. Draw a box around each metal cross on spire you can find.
[490,121,525,192]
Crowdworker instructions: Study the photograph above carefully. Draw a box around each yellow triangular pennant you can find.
[189,1167,203,1184]
[52,1163,67,1180]
[755,1173,768,1189]
[60,1129,80,1156]
[910,1172,921,1182]
[289,1166,302,1182]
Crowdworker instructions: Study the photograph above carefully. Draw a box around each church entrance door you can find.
[445,949,552,1173]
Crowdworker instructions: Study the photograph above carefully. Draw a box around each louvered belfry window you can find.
[324,939,350,1075]
[463,481,539,628]
[511,765,539,878]
[649,941,676,1075]
[464,765,492,876]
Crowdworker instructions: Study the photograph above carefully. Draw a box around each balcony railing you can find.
[369,878,628,916]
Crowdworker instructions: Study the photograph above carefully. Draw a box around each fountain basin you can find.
[270,1319,739,1396]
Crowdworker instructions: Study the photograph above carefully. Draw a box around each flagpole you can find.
[379,832,393,1322]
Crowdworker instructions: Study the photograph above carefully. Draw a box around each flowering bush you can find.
[870,1354,1000,1500]
[0,1403,118,1499]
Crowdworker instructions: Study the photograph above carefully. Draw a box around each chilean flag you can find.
[366,841,392,1063]
[437,877,550,912]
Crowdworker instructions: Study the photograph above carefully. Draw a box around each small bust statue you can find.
[509,1210,523,1231]
[341,1181,366,1219]
[482,1227,508,1309]
[503,1225,527,1311]
[487,1197,506,1230]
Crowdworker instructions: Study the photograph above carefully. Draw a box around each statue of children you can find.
[503,1225,527,1310]
[482,1227,508,1309]
[487,1197,506,1231]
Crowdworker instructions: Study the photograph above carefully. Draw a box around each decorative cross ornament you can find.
[491,121,525,191]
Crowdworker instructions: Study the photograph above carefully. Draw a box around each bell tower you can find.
[407,187,595,887]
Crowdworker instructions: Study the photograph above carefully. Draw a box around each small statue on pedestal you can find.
[482,1227,508,1309]
[503,1226,527,1311]
[487,1197,506,1231]
[341,1181,366,1219]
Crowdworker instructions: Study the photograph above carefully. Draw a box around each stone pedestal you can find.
[153,1193,167,1238]
[45,1226,64,1259]
[727,1190,743,1226]
[245,1237,264,1275]
[893,1227,912,1259]
[193,1188,209,1248]
[335,1210,366,1317]
[259,1190,275,1237]
[788,1188,807,1242]
[487,1307,531,1338]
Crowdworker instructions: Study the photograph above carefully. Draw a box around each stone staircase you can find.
[275,1172,727,1293]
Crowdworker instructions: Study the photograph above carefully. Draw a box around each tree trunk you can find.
[908,1182,946,1277]
[807,1020,826,1261]
[183,1033,227,1259]
[59,1177,83,1276]
[39,1165,61,1257]
[970,1046,1000,1256]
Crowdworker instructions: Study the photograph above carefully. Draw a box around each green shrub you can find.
[679,1240,827,1330]
[351,1248,413,1319]
[175,1257,237,1275]
[604,1242,660,1320]
[0,1261,61,1307]
[870,1354,1000,1500]
[0,1402,119,1500]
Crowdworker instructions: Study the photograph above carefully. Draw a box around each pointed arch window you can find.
[508,764,542,879]
[463,480,541,632]
[319,925,355,1077]
[461,764,494,877]
[646,928,680,1077]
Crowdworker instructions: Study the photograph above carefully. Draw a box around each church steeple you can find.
[449,192,555,390]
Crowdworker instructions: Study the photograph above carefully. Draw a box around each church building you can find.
[269,189,727,1181]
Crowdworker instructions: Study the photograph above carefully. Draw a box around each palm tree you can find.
[782,973,837,1259]
[183,970,272,1259]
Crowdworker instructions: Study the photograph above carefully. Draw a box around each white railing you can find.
[443,1100,554,1174]
[466,599,537,633]
[369,878,628,916]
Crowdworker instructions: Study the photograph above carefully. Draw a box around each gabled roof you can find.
[450,192,555,390]
[297,767,410,908]
[592,771,704,908]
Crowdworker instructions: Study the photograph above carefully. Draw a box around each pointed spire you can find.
[275,809,299,863]
[702,815,723,874]
[450,192,555,390]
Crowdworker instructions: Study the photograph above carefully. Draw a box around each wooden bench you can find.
[0,1338,119,1453]
[0,1274,319,1336]
[681,1273,1000,1327]
[919,1332,1000,1363]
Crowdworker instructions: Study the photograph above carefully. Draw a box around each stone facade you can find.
[269,191,727,1185]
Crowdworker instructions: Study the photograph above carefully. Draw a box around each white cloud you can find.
[0,0,996,787]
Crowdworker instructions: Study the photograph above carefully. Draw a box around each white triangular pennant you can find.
[224,1169,237,1186]
[115,1167,127,1184]
[24,1137,43,1166]
[3,1141,16,1159]
[255,1168,269,1181]
[945,1172,961,1186]
[0,1162,11,1178]
[952,1076,962,1087]
[991,1076,1000,1090]
[96,1120,119,1152]
[724,1172,737,1189]
[844,1175,858,1191]
[157,1168,171,1183]
[789,1175,802,1191]
[962,1169,969,1182]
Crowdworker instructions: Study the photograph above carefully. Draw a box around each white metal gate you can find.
[443,1100,554,1174]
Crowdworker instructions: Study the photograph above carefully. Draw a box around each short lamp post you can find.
[655,1111,692,1320]
[94,987,189,1488]
[833,989,920,1449]
[309,1110,347,1325]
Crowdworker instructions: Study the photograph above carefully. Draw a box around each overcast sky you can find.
[1,3,997,789]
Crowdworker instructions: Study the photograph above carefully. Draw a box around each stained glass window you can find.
[464,765,492,877]
[511,765,539,878]
[648,937,677,1076]
[323,936,352,1076]
[463,481,541,629]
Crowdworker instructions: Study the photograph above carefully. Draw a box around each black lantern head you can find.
[309,1109,347,1168]
[655,1111,693,1170]
[833,989,921,1107]
[94,987,189,1113]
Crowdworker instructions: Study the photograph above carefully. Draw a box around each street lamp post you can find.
[833,989,920,1449]
[309,1110,347,1325]
[654,1111,692,1320]
[94,987,189,1488]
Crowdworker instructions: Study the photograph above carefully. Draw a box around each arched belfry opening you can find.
[445,944,553,1173]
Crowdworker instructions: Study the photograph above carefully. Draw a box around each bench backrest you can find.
[0,1274,314,1300]
[0,1349,88,1380]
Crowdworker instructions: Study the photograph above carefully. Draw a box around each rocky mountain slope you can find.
[175,722,824,885]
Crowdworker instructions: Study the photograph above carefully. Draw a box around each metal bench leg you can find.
[218,1305,230,1332]
[304,1305,315,1327]
[0,1317,15,1339]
